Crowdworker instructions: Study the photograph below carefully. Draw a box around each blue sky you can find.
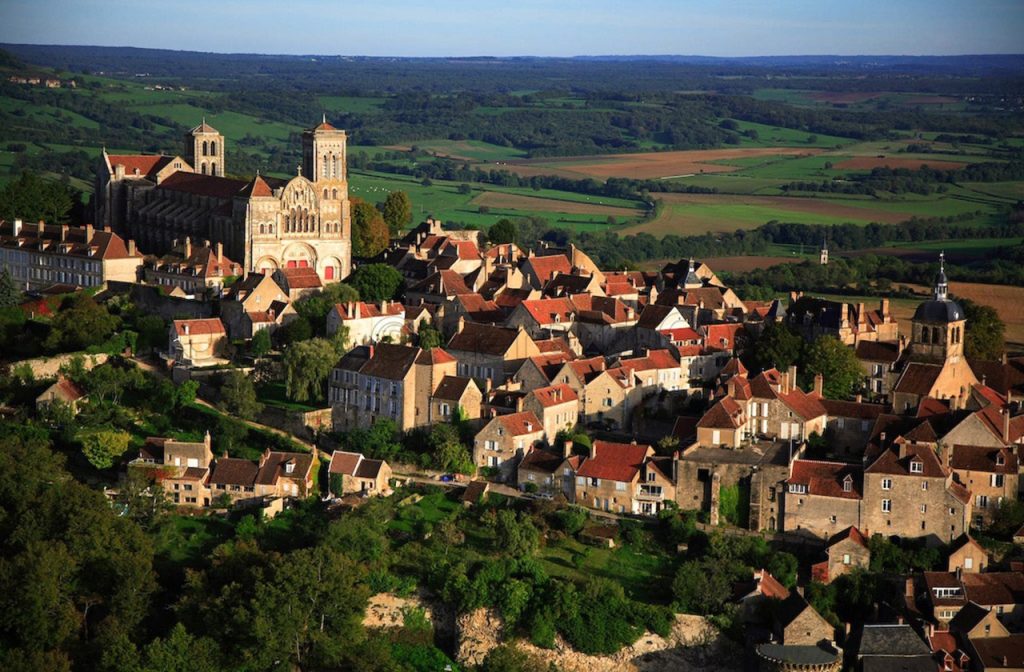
[1,0,1021,57]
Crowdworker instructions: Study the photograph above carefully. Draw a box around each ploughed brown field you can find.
[835,157,969,171]
[505,147,825,180]
[469,192,639,217]
[907,282,1024,349]
[701,256,803,272]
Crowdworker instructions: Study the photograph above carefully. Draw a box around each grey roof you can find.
[913,298,963,323]
[862,657,937,672]
[858,625,930,657]
[757,644,839,666]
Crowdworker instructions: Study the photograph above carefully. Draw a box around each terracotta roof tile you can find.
[788,460,863,499]
[531,384,578,408]
[172,317,226,337]
[576,440,651,483]
[494,411,543,436]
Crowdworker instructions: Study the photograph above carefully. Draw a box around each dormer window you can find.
[910,460,923,474]
[996,453,1005,466]
[285,461,295,475]
[842,475,852,492]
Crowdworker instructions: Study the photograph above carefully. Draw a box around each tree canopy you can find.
[349,264,403,302]
[0,171,78,224]
[283,338,336,403]
[801,335,864,399]
[352,198,389,258]
[380,190,412,234]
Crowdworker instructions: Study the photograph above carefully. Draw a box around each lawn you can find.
[258,381,325,413]
[389,491,461,534]
[407,139,528,162]
[153,515,235,568]
[538,536,676,604]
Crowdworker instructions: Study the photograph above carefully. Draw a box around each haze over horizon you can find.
[2,0,1023,59]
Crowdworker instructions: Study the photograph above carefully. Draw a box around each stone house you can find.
[948,534,988,573]
[756,593,840,672]
[520,253,572,290]
[219,273,293,339]
[820,398,885,456]
[517,443,579,499]
[949,602,1011,640]
[521,383,579,441]
[504,296,578,340]
[35,376,87,414]
[948,444,1019,527]
[923,571,1024,629]
[695,397,747,449]
[429,375,483,424]
[207,448,314,506]
[141,237,242,296]
[328,450,392,496]
[634,304,690,350]
[862,442,972,546]
[168,318,228,367]
[573,440,673,515]
[786,296,898,346]
[472,410,545,481]
[579,366,639,430]
[784,459,863,540]
[326,300,405,344]
[855,339,902,398]
[615,348,684,394]
[273,266,324,301]
[811,526,870,584]
[446,321,541,386]
[133,434,215,507]
[569,295,638,353]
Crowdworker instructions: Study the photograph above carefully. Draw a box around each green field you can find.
[727,119,855,149]
[409,139,527,162]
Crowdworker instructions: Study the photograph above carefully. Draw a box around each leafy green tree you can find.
[218,369,263,420]
[488,218,518,245]
[250,328,272,358]
[802,336,864,398]
[44,294,119,352]
[283,338,336,403]
[293,282,359,333]
[277,315,313,345]
[495,510,539,558]
[0,268,20,308]
[428,423,474,474]
[417,319,442,350]
[962,299,1005,360]
[117,470,170,529]
[671,558,736,615]
[555,506,589,535]
[349,263,403,302]
[134,315,166,353]
[0,171,77,224]
[78,428,131,469]
[745,322,803,372]
[142,623,221,672]
[352,198,390,258]
[767,551,799,589]
[380,190,413,234]
[86,362,145,404]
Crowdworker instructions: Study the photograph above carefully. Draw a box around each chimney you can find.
[1004,407,1011,444]
[60,224,68,241]
[128,239,137,256]
[12,219,22,236]
[216,241,223,262]
[524,420,532,432]
[114,163,125,180]
[183,323,190,335]
[37,220,45,235]
[856,393,862,403]
[813,373,824,398]
[367,345,375,359]
[590,442,597,459]
[457,315,466,334]
[85,224,94,244]
[856,302,866,325]
[515,396,524,412]
[788,365,798,393]
[563,439,574,459]
[184,236,192,259]
[204,430,211,450]
[881,298,891,320]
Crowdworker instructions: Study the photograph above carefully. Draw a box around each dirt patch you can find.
[471,192,640,217]
[809,91,885,104]
[506,148,825,181]
[835,156,968,171]
[703,256,803,273]
[363,592,434,629]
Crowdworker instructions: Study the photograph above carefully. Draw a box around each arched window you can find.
[260,224,265,234]
[210,140,217,156]
[322,155,329,178]
[210,161,216,176]
[921,326,930,344]
[332,188,338,199]
[200,162,208,175]
[323,189,328,199]
[202,140,208,156]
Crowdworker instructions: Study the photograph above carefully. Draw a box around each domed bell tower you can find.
[185,119,225,177]
[910,252,966,363]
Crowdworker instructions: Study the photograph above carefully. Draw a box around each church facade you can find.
[95,118,351,283]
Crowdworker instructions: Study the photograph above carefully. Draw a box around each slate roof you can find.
[858,624,931,657]
[209,458,259,487]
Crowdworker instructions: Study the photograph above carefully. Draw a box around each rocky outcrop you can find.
[455,609,741,672]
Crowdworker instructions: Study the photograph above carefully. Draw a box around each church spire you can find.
[934,251,948,301]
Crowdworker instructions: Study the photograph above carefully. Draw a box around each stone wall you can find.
[16,352,108,378]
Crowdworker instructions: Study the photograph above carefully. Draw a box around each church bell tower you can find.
[185,119,225,177]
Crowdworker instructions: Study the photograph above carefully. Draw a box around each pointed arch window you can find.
[202,140,208,156]
[210,140,217,156]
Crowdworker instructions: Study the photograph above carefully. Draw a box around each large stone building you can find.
[95,117,351,284]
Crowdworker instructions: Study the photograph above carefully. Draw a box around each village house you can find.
[855,339,902,398]
[428,375,483,423]
[0,219,143,291]
[810,526,870,584]
[948,534,989,574]
[516,442,580,499]
[141,237,242,296]
[756,593,840,672]
[573,440,674,515]
[947,444,1019,527]
[579,366,639,430]
[35,375,87,414]
[446,321,541,386]
[784,460,863,540]
[168,317,228,367]
[786,295,898,346]
[472,410,545,481]
[219,273,294,339]
[521,383,579,441]
[273,266,324,301]
[820,397,886,456]
[326,300,406,344]
[327,450,392,496]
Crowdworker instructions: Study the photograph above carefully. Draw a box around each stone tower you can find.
[910,253,966,363]
[185,119,225,177]
[819,238,829,265]
[302,115,348,201]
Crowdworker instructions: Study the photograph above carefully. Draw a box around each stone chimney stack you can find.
[60,224,68,241]
[563,439,574,459]
[814,373,824,398]
[788,365,798,393]
[1004,407,1011,445]
[85,224,94,244]
[184,236,192,259]
[881,299,891,321]
[12,219,22,236]
[128,239,137,256]
[37,220,45,236]
[216,241,223,263]
[457,315,466,334]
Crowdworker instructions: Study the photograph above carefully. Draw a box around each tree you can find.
[45,294,119,352]
[78,428,131,469]
[117,470,170,530]
[0,171,77,224]
[380,190,412,234]
[962,299,1005,360]
[745,322,803,372]
[134,315,166,353]
[250,328,272,358]
[218,369,263,420]
[293,282,359,334]
[349,264,403,302]
[86,362,145,404]
[488,218,518,245]
[428,423,473,474]
[142,623,221,672]
[417,319,442,350]
[277,315,313,345]
[802,336,864,399]
[495,510,539,558]
[283,338,336,403]
[0,268,19,308]
[352,198,389,258]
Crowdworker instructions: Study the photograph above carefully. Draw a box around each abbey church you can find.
[94,118,352,282]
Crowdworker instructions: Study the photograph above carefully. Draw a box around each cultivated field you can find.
[835,156,969,171]
[507,147,826,180]
[470,192,640,217]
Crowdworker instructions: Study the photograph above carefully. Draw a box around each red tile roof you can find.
[779,387,827,421]
[107,154,176,179]
[172,317,226,337]
[576,440,652,483]
[157,171,250,199]
[865,444,947,478]
[519,297,576,326]
[697,397,745,429]
[788,460,862,499]
[278,267,323,289]
[826,525,868,549]
[495,411,543,436]
[333,301,404,321]
[950,445,1018,474]
[415,347,456,365]
[531,384,578,408]
[525,254,572,283]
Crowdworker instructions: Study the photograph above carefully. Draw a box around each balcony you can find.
[636,485,665,501]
